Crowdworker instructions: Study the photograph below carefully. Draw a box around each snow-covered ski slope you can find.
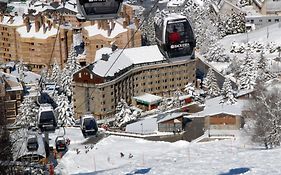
[55,128,281,175]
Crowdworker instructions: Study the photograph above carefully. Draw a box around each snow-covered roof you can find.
[95,47,113,61]
[11,68,41,84]
[13,130,46,161]
[8,2,29,16]
[92,45,165,77]
[265,78,281,91]
[167,0,186,7]
[84,22,127,38]
[126,118,158,134]
[0,15,24,26]
[265,0,281,13]
[0,71,23,91]
[0,61,15,68]
[188,96,248,118]
[57,2,78,13]
[236,89,255,98]
[17,23,58,39]
[133,93,163,105]
[157,112,187,123]
[179,94,192,101]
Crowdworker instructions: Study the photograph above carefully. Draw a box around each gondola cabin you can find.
[154,13,196,58]
[55,136,67,151]
[27,134,39,151]
[38,104,57,133]
[76,0,123,21]
[80,115,98,137]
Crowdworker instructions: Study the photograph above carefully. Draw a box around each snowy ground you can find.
[55,128,281,175]
[207,22,281,73]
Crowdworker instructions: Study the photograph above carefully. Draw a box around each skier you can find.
[120,152,124,158]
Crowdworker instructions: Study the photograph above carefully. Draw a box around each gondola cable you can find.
[75,0,161,111]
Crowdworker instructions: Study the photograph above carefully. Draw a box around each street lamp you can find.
[140,123,143,134]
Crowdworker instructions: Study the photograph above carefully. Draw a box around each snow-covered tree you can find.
[203,68,220,97]
[14,97,38,127]
[256,52,276,83]
[173,88,183,107]
[55,93,75,126]
[238,52,257,90]
[247,87,281,149]
[218,12,245,37]
[50,59,61,84]
[114,99,140,128]
[206,43,230,62]
[220,77,236,104]
[184,83,195,96]
[59,45,81,98]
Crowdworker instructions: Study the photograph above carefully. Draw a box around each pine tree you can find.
[114,99,139,128]
[221,77,236,104]
[14,96,39,127]
[0,116,12,174]
[206,43,230,62]
[203,68,220,97]
[256,52,276,83]
[55,93,75,126]
[50,59,61,84]
[238,52,257,90]
[59,45,81,98]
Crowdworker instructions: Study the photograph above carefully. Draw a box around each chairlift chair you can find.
[80,115,98,137]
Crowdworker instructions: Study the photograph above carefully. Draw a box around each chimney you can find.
[101,20,106,30]
[46,20,52,30]
[34,15,41,32]
[110,21,115,31]
[123,20,128,29]
[107,28,112,36]
[35,20,40,32]
[0,14,3,23]
[134,17,139,28]
[105,21,110,30]
[125,15,130,25]
[41,15,47,33]
[24,16,31,32]
[7,15,14,24]
[97,20,101,29]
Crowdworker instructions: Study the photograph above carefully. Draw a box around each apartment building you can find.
[72,45,197,120]
[82,18,141,64]
[0,13,73,72]
[0,15,24,63]
[253,0,281,15]
[0,71,23,123]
